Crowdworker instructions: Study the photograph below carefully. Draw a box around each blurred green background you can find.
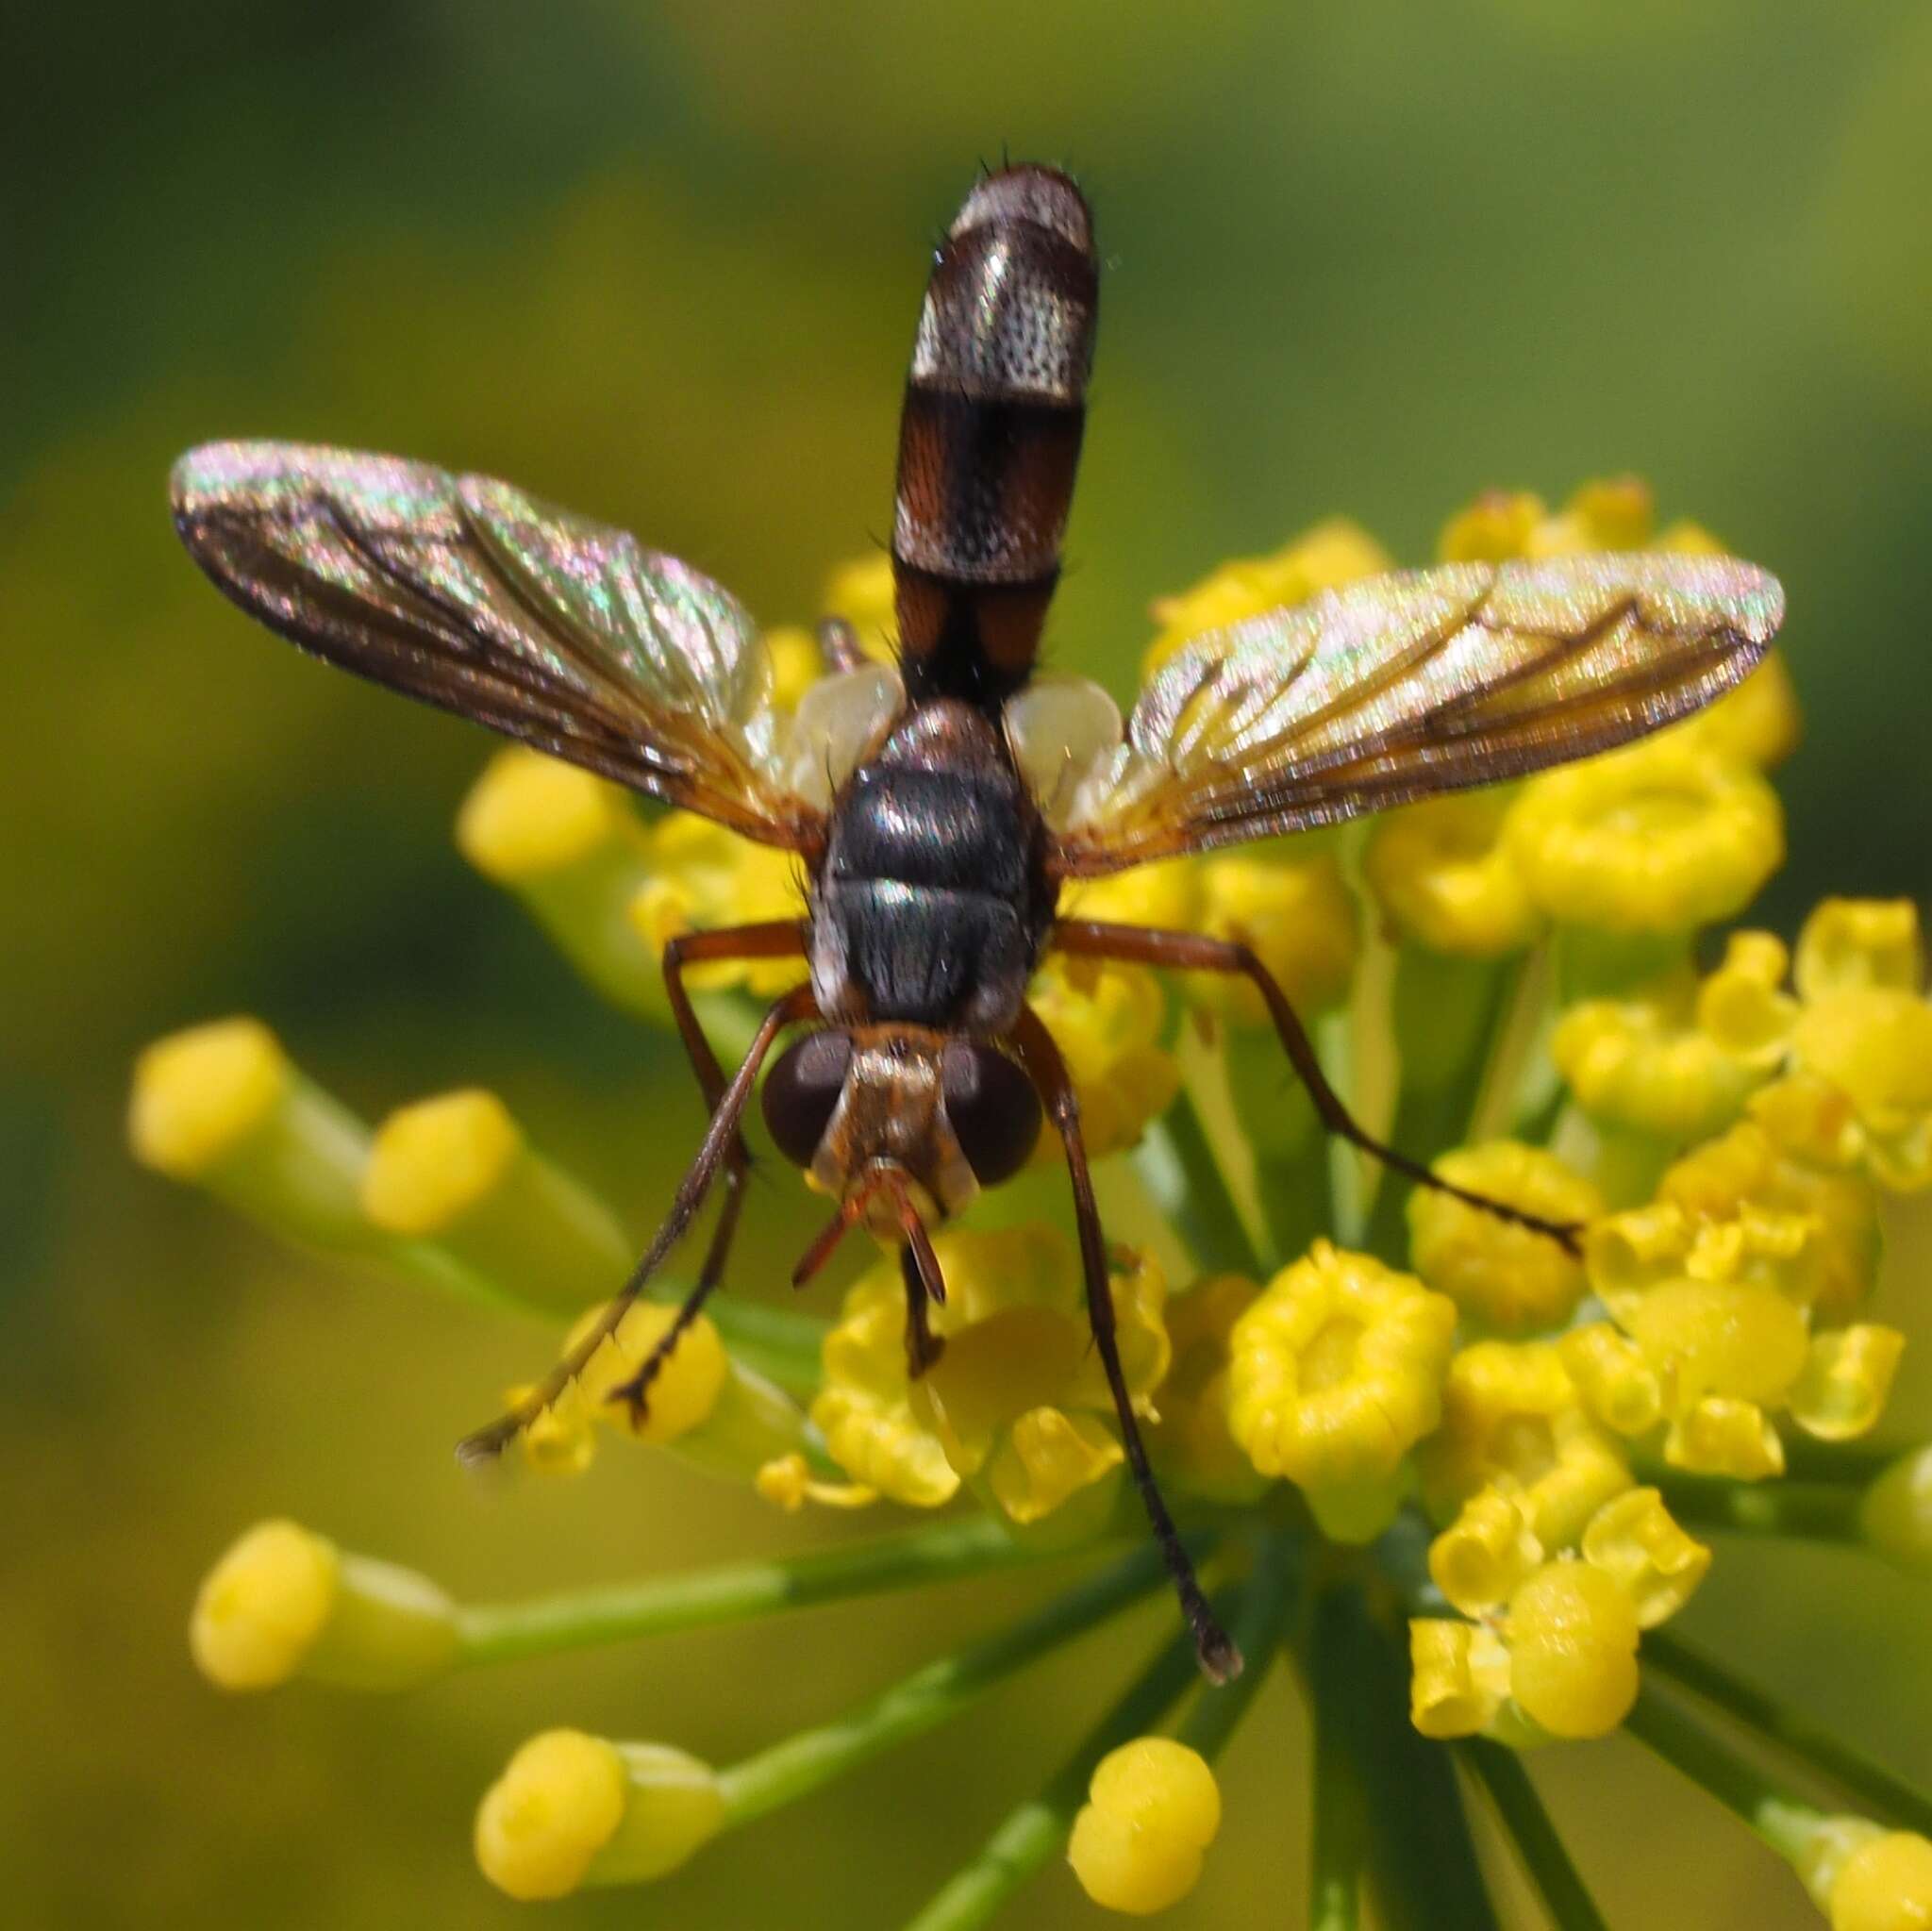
[5,3,1930,1924]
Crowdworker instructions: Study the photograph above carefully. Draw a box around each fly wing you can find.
[172,441,824,849]
[1048,552,1784,877]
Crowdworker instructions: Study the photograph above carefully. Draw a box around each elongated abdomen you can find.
[892,165,1097,707]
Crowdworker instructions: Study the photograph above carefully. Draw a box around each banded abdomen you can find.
[892,165,1097,708]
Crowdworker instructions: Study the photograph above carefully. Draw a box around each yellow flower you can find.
[1408,1617,1512,1739]
[1503,1559,1641,1739]
[1027,956,1181,1163]
[1578,1487,1710,1627]
[1145,518,1391,673]
[761,624,824,710]
[474,1731,724,1901]
[1150,1275,1271,1505]
[1557,1323,1664,1438]
[1186,849,1360,1025]
[1419,1342,1631,1551]
[571,1300,731,1445]
[1228,1242,1457,1541]
[1068,1738,1222,1915]
[810,1226,1169,1525]
[1438,489,1549,563]
[1407,1141,1601,1333]
[1504,737,1783,939]
[627,814,808,998]
[821,552,898,660]
[1793,1817,1932,1931]
[1554,957,1773,1144]
[128,1016,291,1179]
[1362,791,1543,957]
[1428,1485,1545,1616]
[1436,475,1653,563]
[190,1521,457,1691]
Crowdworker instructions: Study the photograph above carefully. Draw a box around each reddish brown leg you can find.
[1011,1006,1241,1684]
[604,922,808,1421]
[458,981,819,1465]
[1054,919,1581,1255]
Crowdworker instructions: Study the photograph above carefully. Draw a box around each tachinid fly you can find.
[170,163,1785,1681]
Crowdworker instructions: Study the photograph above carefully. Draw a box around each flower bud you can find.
[190,1520,456,1692]
[1580,1488,1710,1627]
[1858,1445,1932,1576]
[1067,1738,1221,1914]
[1429,1486,1544,1616]
[1407,1618,1510,1739]
[1505,1561,1640,1739]
[475,1730,724,1901]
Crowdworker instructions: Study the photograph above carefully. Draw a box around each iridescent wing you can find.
[1047,553,1784,877]
[172,441,824,850]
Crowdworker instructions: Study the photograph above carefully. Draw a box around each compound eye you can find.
[761,1031,853,1167]
[941,1042,1042,1186]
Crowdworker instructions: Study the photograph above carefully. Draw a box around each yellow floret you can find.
[475,1729,626,1900]
[821,552,898,658]
[1186,850,1360,1024]
[1145,518,1391,673]
[360,1089,521,1236]
[1624,1277,1809,1410]
[1151,1274,1270,1504]
[190,1520,339,1690]
[128,1017,291,1178]
[570,1300,730,1446]
[1228,1242,1456,1541]
[1419,1342,1632,1552]
[1557,1323,1663,1438]
[761,624,824,710]
[1027,956,1180,1162]
[813,1226,1168,1524]
[1408,1618,1511,1738]
[1553,971,1765,1144]
[1068,1738,1221,1915]
[1406,1141,1600,1333]
[628,816,808,998]
[1428,1486,1545,1615]
[1789,1327,1906,1442]
[1437,490,1547,562]
[1362,792,1543,957]
[1801,1822,1932,1931]
[1504,738,1783,939]
[455,749,627,882]
[1580,1487,1710,1627]
[1505,1561,1641,1739]
[1666,1396,1785,1480]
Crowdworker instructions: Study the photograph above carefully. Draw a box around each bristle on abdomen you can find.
[892,165,1097,707]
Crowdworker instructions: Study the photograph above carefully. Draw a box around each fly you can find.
[170,163,1785,1681]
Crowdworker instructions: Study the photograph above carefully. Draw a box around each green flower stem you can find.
[1311,1583,1499,1931]
[1129,1107,1263,1282]
[1656,1473,1865,1545]
[453,1516,1107,1667]
[1643,1632,1932,1839]
[1174,1025,1277,1272]
[1305,1596,1369,1931]
[1459,1740,1610,1931]
[1469,940,1560,1145]
[899,1596,1233,1931]
[713,1540,1178,1827]
[1624,1682,1823,1866]
[1367,951,1516,1262]
[1224,1032,1330,1269]
[1316,1009,1367,1248]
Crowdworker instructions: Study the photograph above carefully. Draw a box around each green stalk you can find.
[1623,1682,1824,1865]
[1306,1596,1369,1931]
[714,1540,1175,1826]
[1174,1534,1299,1757]
[1459,1740,1610,1931]
[1656,1474,1865,1546]
[1312,1584,1500,1931]
[1366,951,1518,1263]
[453,1516,1105,1666]
[899,1598,1232,1931]
[1131,1104,1265,1281]
[1644,1632,1932,1839]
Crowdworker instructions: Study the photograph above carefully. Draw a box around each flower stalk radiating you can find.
[143,484,1932,1925]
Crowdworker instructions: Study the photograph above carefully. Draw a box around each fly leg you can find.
[816,616,870,674]
[900,1244,945,1380]
[458,979,818,1464]
[600,923,810,1421]
[1052,919,1581,1254]
[1011,1006,1241,1684]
